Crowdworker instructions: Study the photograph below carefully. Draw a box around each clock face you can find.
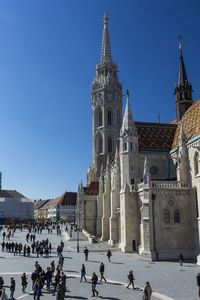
[150,165,158,175]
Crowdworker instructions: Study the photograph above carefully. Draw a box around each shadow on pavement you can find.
[110,262,123,265]
[98,297,121,300]
[65,296,88,299]
[88,260,102,263]
[105,282,123,286]
[64,270,79,273]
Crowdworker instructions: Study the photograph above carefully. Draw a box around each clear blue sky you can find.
[0,0,200,199]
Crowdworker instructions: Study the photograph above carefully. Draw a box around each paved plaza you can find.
[0,227,199,300]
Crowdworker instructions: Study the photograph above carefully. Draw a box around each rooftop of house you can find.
[48,191,77,206]
[0,189,26,198]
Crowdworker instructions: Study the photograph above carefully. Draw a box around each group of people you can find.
[82,246,152,299]
[0,258,67,300]
[0,223,154,300]
[1,238,53,258]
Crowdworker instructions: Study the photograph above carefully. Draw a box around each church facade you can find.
[77,14,200,261]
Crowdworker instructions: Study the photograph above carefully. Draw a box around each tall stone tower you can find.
[175,41,193,122]
[91,13,122,180]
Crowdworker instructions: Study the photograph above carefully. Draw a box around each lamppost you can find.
[77,196,80,253]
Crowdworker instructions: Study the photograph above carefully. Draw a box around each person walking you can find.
[84,247,89,261]
[143,281,152,300]
[91,272,99,297]
[33,280,42,300]
[196,272,200,298]
[127,270,135,289]
[99,262,106,283]
[178,253,184,266]
[21,273,28,292]
[107,250,112,262]
[80,264,87,282]
[10,277,15,300]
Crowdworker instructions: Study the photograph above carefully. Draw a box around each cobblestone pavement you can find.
[0,227,199,300]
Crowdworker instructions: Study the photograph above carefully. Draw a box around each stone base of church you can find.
[119,242,133,253]
[100,217,109,241]
[96,217,102,238]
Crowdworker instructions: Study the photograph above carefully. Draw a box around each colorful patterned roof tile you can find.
[135,122,177,151]
[172,98,200,148]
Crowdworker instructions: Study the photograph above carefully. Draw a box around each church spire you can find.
[178,41,188,86]
[121,90,134,134]
[175,38,193,122]
[100,13,113,65]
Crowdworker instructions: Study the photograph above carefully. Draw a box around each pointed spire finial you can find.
[143,157,150,188]
[179,122,186,146]
[100,12,113,64]
[121,89,134,133]
[177,36,189,86]
[178,35,183,55]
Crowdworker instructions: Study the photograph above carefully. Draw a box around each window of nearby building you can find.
[194,151,199,176]
[163,209,170,224]
[108,136,112,153]
[174,209,180,223]
[108,110,112,126]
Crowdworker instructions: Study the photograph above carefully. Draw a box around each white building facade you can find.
[0,190,34,223]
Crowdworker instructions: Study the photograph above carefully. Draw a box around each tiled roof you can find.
[135,122,177,151]
[172,99,200,148]
[34,199,50,210]
[48,192,77,206]
[0,190,26,198]
[84,181,99,195]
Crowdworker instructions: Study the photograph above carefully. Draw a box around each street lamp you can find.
[77,196,81,253]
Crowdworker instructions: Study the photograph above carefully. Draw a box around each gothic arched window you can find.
[95,107,103,127]
[98,110,102,127]
[163,209,170,224]
[108,110,112,126]
[108,136,112,153]
[174,209,180,223]
[194,152,199,176]
[96,134,103,154]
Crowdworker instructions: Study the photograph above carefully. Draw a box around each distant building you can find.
[0,189,34,224]
[34,199,50,220]
[48,192,76,222]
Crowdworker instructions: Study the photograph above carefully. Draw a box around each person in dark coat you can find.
[127,270,135,289]
[107,250,112,262]
[10,277,15,300]
[178,253,184,266]
[84,247,89,261]
[196,272,200,298]
[80,264,87,282]
[99,262,106,282]
[91,272,99,297]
